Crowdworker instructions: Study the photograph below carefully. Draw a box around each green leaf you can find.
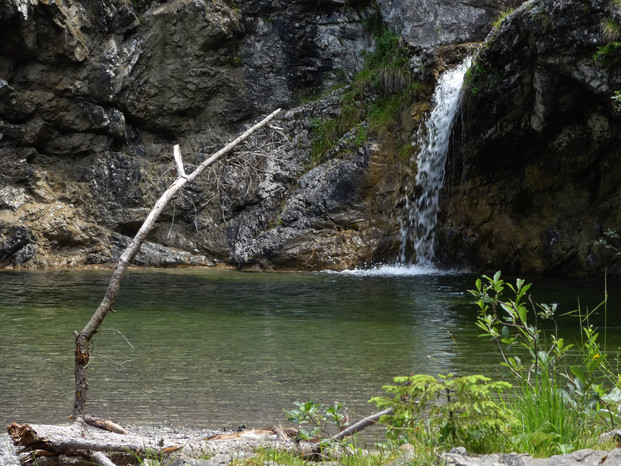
[537,351,549,366]
[570,365,587,385]
[515,278,524,291]
[602,387,621,403]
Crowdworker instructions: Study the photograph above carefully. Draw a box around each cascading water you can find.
[398,58,471,267]
[337,58,471,277]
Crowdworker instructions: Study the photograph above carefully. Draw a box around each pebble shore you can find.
[3,426,621,465]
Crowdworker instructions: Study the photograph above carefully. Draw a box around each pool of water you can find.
[0,267,617,436]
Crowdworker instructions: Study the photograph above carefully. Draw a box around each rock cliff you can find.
[0,0,512,270]
[436,0,621,276]
[378,0,520,48]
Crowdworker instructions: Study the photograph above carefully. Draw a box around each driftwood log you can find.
[7,422,177,465]
[7,408,395,465]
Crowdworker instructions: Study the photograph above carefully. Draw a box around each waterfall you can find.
[399,58,471,267]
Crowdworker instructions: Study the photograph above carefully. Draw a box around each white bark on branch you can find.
[173,144,186,178]
[91,452,117,466]
[331,407,394,442]
[73,108,281,419]
[8,422,177,465]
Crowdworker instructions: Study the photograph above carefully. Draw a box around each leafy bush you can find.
[370,373,516,453]
[284,400,349,441]
[470,271,620,456]
[280,273,619,462]
[369,272,619,458]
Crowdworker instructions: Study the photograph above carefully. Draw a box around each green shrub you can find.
[470,271,621,455]
[370,373,516,453]
[284,400,349,441]
[275,272,620,462]
[594,41,621,63]
[370,272,620,458]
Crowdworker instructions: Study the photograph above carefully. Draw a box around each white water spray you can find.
[399,58,471,267]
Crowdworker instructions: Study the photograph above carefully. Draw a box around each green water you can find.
[0,267,618,433]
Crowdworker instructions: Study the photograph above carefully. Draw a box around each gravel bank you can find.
[3,425,621,465]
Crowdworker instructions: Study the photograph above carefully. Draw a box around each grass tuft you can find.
[308,25,422,163]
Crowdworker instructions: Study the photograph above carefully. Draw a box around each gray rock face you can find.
[441,447,621,465]
[0,0,522,270]
[377,0,523,48]
[437,0,621,276]
[223,94,400,270]
[121,1,247,134]
[239,0,375,112]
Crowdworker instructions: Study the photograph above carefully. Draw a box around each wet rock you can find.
[437,0,621,276]
[108,234,213,267]
[0,226,35,267]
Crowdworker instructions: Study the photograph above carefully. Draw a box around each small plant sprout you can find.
[284,400,350,442]
[493,9,515,30]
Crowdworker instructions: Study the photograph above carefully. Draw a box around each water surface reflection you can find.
[0,268,616,433]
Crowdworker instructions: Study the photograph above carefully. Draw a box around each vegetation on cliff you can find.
[309,23,422,163]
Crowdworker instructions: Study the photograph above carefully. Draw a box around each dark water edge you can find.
[0,267,618,438]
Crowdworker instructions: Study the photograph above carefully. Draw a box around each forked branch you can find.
[73,109,281,419]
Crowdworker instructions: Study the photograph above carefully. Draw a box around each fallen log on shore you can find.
[8,421,176,465]
[7,407,393,465]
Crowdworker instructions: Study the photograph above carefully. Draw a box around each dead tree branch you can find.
[73,108,281,420]
[331,407,394,442]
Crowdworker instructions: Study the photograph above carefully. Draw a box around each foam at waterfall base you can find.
[327,264,459,277]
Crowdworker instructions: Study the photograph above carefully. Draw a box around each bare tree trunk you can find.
[73,109,281,419]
